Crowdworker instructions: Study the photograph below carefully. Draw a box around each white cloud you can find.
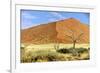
[47,18,57,22]
[50,12,65,19]
[22,12,38,19]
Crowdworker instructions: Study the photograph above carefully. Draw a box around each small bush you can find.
[56,48,88,55]
[32,52,66,62]
[21,46,25,49]
[56,48,72,54]
[76,48,88,53]
[47,52,66,61]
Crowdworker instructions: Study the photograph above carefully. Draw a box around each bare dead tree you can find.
[64,29,84,49]
[59,25,84,56]
[54,40,60,50]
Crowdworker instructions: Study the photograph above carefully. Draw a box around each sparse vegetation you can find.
[21,50,67,62]
[21,43,90,63]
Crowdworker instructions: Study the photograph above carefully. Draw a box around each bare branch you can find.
[75,32,84,41]
[65,34,74,41]
[76,38,85,43]
[63,27,76,40]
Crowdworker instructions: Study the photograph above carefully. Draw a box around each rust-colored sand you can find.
[21,18,89,44]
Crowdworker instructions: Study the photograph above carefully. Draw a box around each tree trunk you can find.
[73,41,76,49]
[72,40,78,56]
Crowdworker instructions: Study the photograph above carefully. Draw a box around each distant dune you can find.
[21,18,89,44]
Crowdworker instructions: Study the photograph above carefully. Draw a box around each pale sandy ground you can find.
[21,43,89,55]
[21,43,89,51]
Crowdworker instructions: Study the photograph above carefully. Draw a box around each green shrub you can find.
[56,48,72,54]
[21,46,25,49]
[76,48,88,53]
[56,48,88,56]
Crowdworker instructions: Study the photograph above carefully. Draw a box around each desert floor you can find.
[21,43,90,63]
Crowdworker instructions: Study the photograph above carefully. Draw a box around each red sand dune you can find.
[21,18,89,44]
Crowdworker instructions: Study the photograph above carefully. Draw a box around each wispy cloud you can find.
[50,12,65,19]
[47,18,57,22]
[22,12,38,19]
[21,10,89,29]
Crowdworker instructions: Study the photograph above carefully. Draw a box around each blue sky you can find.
[21,9,90,29]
